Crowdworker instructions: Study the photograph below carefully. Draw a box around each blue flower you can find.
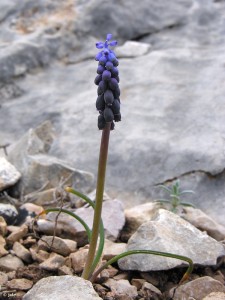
[94,34,121,130]
[95,34,118,62]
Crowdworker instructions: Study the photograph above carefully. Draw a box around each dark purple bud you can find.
[102,70,111,81]
[104,107,114,122]
[113,86,120,98]
[94,74,102,85]
[114,113,121,122]
[109,78,119,90]
[111,99,120,114]
[114,76,120,83]
[113,59,119,67]
[104,90,114,105]
[96,94,105,111]
[99,56,107,66]
[111,67,119,77]
[105,61,114,70]
[111,121,115,130]
[98,114,106,130]
[97,65,105,74]
[97,81,107,95]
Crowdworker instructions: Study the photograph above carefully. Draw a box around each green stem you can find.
[89,250,194,284]
[66,187,105,277]
[82,122,111,279]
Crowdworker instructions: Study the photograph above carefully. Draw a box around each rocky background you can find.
[1,1,225,299]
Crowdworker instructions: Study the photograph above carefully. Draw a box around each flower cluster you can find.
[95,34,121,130]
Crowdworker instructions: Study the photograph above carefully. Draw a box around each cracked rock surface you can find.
[0,0,225,226]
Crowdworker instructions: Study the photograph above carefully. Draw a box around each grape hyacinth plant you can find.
[95,33,121,130]
[35,34,193,287]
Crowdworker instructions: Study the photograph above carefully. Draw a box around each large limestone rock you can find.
[1,0,225,226]
[118,209,225,272]
[74,0,193,41]
[22,275,103,300]
[7,121,94,198]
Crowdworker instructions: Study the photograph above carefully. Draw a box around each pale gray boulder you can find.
[118,209,225,272]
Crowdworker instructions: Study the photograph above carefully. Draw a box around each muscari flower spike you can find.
[95,34,121,130]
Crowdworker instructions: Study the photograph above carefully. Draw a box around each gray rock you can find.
[39,252,65,271]
[69,248,88,274]
[103,239,127,261]
[75,0,193,41]
[121,202,160,242]
[118,209,225,272]
[0,204,18,225]
[0,271,8,286]
[7,121,94,198]
[171,276,225,300]
[0,157,21,191]
[6,278,33,291]
[104,278,138,299]
[203,292,225,300]
[22,275,103,300]
[12,241,32,263]
[115,41,151,58]
[29,248,49,263]
[141,282,162,297]
[37,199,125,245]
[0,254,24,271]
[38,236,77,256]
[0,244,8,258]
[0,0,193,84]
[0,216,7,236]
[6,224,28,243]
[180,207,225,241]
[58,265,73,276]
[1,0,225,228]
[74,199,125,242]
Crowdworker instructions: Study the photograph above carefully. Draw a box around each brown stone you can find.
[38,235,77,256]
[13,241,32,263]
[0,254,24,271]
[69,248,88,273]
[6,278,33,291]
[172,276,225,300]
[30,247,50,263]
[6,225,28,243]
[0,216,7,236]
[39,252,65,271]
[58,265,73,276]
[0,271,8,286]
